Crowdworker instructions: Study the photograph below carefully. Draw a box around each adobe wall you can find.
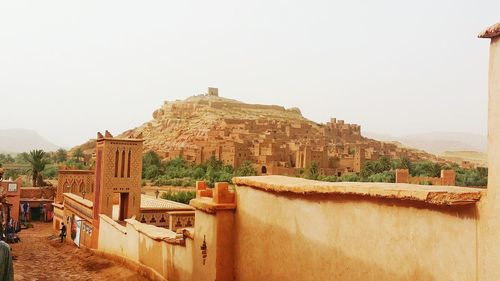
[56,170,94,203]
[478,25,500,281]
[97,215,194,281]
[395,169,456,186]
[21,187,56,201]
[233,177,479,281]
[52,203,64,233]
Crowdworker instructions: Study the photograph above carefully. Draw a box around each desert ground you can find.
[10,223,150,281]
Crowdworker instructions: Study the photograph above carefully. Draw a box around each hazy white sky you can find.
[0,0,497,147]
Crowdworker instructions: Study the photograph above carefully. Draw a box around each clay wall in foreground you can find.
[233,180,479,281]
[98,215,194,281]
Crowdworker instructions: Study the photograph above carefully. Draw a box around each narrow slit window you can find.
[115,150,119,177]
[121,150,126,177]
[127,150,131,178]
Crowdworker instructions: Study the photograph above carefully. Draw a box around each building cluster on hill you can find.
[162,113,435,177]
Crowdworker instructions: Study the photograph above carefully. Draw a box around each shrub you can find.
[160,191,196,204]
[318,175,339,182]
[366,170,395,183]
[41,166,59,179]
[234,161,257,177]
[340,173,360,182]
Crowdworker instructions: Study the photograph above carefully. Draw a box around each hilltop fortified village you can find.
[103,88,438,177]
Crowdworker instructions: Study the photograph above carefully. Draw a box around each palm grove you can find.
[0,147,86,187]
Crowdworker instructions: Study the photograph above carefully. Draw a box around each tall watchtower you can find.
[91,131,143,247]
[93,130,144,221]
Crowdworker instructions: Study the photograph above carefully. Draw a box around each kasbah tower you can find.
[91,131,143,248]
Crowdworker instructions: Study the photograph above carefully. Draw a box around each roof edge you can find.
[479,22,500,38]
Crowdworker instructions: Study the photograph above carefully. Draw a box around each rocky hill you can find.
[77,91,441,174]
[121,94,319,153]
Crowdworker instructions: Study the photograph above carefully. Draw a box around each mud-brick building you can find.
[52,132,194,248]
[0,177,22,225]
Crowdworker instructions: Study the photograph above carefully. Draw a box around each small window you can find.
[8,183,17,192]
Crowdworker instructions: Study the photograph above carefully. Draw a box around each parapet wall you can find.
[98,215,194,281]
[95,176,483,281]
[232,176,481,281]
[396,169,456,186]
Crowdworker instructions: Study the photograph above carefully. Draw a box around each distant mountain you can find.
[364,131,487,154]
[440,151,488,167]
[0,128,59,153]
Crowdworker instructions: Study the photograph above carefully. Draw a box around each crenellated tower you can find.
[91,130,144,247]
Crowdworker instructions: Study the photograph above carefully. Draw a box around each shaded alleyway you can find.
[10,223,149,281]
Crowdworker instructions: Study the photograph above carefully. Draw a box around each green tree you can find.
[455,167,488,187]
[15,152,29,164]
[203,156,233,187]
[379,156,392,171]
[63,159,88,170]
[393,156,413,171]
[23,149,49,187]
[412,161,442,177]
[234,161,257,177]
[305,161,320,180]
[143,150,162,168]
[366,170,395,183]
[55,148,68,163]
[41,166,58,179]
[142,151,162,179]
[0,154,15,164]
[73,147,84,163]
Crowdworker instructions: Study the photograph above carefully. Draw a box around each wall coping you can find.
[52,203,64,209]
[125,218,185,244]
[190,197,237,214]
[140,194,195,211]
[21,198,54,202]
[233,176,483,206]
[100,214,127,234]
[63,192,93,208]
[168,210,196,215]
[58,169,94,174]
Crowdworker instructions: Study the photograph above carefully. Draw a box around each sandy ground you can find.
[10,223,150,281]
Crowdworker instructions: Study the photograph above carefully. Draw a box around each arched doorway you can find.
[261,166,267,175]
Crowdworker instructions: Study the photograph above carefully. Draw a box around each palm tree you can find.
[73,147,84,163]
[23,149,49,187]
[55,148,68,163]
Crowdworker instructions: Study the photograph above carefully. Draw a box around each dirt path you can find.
[10,223,150,281]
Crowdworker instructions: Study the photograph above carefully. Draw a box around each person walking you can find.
[60,222,66,243]
[22,202,28,222]
[41,203,46,222]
